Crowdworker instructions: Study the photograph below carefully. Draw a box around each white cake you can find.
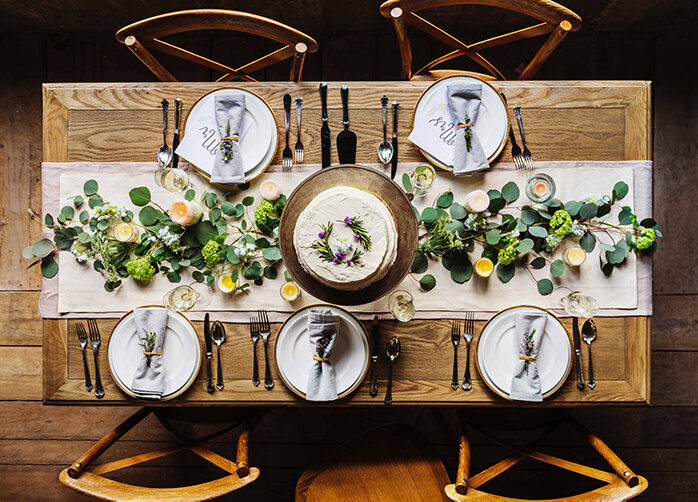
[293,186,398,291]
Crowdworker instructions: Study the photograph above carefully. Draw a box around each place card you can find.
[407,86,457,166]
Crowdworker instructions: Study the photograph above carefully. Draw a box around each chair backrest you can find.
[116,9,318,82]
[379,0,581,80]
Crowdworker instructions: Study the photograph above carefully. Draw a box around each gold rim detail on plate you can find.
[107,305,202,402]
[181,87,279,184]
[275,303,370,400]
[411,75,509,171]
[278,165,418,306]
[474,304,572,401]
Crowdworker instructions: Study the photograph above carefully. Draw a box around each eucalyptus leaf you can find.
[546,198,562,209]
[206,275,215,287]
[139,206,158,226]
[579,232,596,252]
[83,179,98,196]
[597,204,611,217]
[242,261,264,280]
[22,245,35,259]
[531,257,546,269]
[437,191,454,208]
[97,220,109,231]
[45,214,54,227]
[242,196,254,207]
[255,238,270,249]
[537,278,554,295]
[564,200,581,217]
[448,253,473,283]
[521,206,539,225]
[204,192,218,208]
[579,202,598,220]
[195,220,218,246]
[227,247,241,264]
[528,226,547,238]
[88,195,104,209]
[640,218,657,229]
[421,207,438,225]
[402,172,412,192]
[411,252,428,274]
[496,263,515,283]
[618,208,634,225]
[41,258,59,278]
[517,238,534,254]
[487,189,502,199]
[60,205,74,220]
[284,270,293,280]
[264,265,278,279]
[73,195,83,207]
[184,189,195,201]
[32,239,54,258]
[167,271,181,283]
[419,274,436,291]
[79,210,89,223]
[488,197,506,213]
[449,203,467,220]
[550,259,565,277]
[221,201,236,216]
[128,187,151,206]
[601,261,614,277]
[486,230,501,245]
[501,181,520,203]
[599,243,615,252]
[263,246,282,262]
[613,181,629,200]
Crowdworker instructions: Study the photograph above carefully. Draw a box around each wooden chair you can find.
[295,423,451,501]
[379,0,582,81]
[116,9,318,82]
[59,407,267,500]
[446,410,649,501]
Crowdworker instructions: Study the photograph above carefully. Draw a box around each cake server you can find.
[320,82,331,167]
[337,85,357,164]
[391,101,399,179]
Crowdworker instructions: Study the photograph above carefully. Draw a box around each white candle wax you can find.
[465,190,489,213]
[113,222,138,243]
[280,282,300,301]
[260,180,280,201]
[170,198,203,226]
[474,257,494,278]
[564,246,587,266]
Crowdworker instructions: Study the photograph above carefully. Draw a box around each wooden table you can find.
[42,81,651,406]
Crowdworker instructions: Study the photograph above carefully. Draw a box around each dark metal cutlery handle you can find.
[381,95,388,141]
[263,340,274,390]
[462,344,472,391]
[319,82,328,121]
[206,355,214,393]
[451,345,459,390]
[587,344,595,389]
[341,85,349,128]
[513,105,528,147]
[370,357,378,397]
[174,97,181,133]
[296,96,302,138]
[161,98,168,146]
[81,349,92,392]
[92,350,104,398]
[392,101,398,138]
[384,360,393,405]
[575,350,585,390]
[283,93,291,147]
[252,342,260,386]
[216,346,224,391]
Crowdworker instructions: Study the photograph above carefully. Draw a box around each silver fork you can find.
[513,105,534,170]
[75,322,92,392]
[462,312,474,391]
[258,309,274,390]
[500,93,524,169]
[450,319,462,390]
[294,97,304,164]
[87,319,105,398]
[282,94,292,170]
[249,316,260,386]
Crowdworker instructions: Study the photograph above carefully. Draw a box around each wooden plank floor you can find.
[1,27,697,500]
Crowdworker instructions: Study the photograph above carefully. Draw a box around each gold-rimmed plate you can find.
[278,165,418,306]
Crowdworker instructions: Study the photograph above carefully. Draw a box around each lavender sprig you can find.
[463,112,473,152]
[342,216,372,251]
[317,335,332,358]
[138,329,157,367]
[523,328,536,374]
[220,120,234,162]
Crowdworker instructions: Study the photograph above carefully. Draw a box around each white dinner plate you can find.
[108,307,201,400]
[276,305,370,399]
[413,76,508,168]
[477,306,571,399]
[181,88,277,182]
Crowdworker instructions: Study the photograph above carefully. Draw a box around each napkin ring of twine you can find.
[518,354,537,361]
[219,118,240,162]
[143,350,162,356]
[312,355,331,362]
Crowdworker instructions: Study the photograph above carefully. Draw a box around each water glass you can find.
[560,291,598,318]
[155,167,189,193]
[411,164,436,197]
[389,290,415,322]
[164,282,212,311]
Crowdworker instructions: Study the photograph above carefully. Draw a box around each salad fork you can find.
[513,105,534,170]
[87,319,105,398]
[249,316,260,386]
[462,312,474,391]
[258,309,274,390]
[450,319,462,390]
[282,94,292,170]
[294,97,304,164]
[75,322,92,392]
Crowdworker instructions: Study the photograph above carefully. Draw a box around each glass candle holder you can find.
[280,281,300,301]
[411,164,436,197]
[155,167,189,193]
[112,222,139,243]
[474,257,494,277]
[525,173,556,203]
[561,242,587,267]
[389,290,415,322]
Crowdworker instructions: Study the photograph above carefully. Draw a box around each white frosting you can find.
[293,186,398,290]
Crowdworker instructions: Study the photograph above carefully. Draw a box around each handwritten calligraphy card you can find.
[408,86,457,166]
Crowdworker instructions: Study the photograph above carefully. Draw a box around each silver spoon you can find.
[212,321,226,391]
[582,319,596,389]
[157,98,173,167]
[377,95,394,164]
[384,336,401,405]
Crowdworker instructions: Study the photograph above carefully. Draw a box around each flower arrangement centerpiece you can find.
[310,215,372,266]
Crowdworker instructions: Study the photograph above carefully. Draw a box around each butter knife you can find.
[204,313,214,393]
[391,101,398,179]
[320,82,331,167]
[370,315,378,397]
[573,317,584,390]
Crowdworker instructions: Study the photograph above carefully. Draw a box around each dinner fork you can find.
[294,97,304,164]
[450,319,462,390]
[258,309,274,390]
[513,105,534,170]
[249,316,260,386]
[282,94,292,170]
[500,93,524,169]
[75,322,92,392]
[87,319,105,398]
[462,312,474,391]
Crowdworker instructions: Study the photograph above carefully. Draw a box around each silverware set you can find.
[513,104,534,170]
[384,336,401,405]
[76,320,104,398]
[294,97,304,164]
[283,94,304,170]
[157,98,173,168]
[249,310,274,390]
[212,321,226,391]
[449,314,475,392]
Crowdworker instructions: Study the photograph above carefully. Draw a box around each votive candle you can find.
[563,246,587,267]
[170,198,203,226]
[525,173,556,203]
[280,281,300,301]
[465,190,490,213]
[260,180,280,201]
[113,222,138,243]
[474,257,494,278]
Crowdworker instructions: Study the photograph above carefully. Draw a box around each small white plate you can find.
[413,76,508,168]
[477,306,571,399]
[108,307,201,400]
[276,305,370,399]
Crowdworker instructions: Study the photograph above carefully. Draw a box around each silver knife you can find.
[573,317,584,390]
[370,315,378,397]
[319,82,331,168]
[391,101,398,179]
[204,313,214,393]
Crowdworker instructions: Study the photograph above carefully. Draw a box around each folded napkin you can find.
[131,307,168,399]
[211,94,246,184]
[509,312,548,402]
[447,83,489,175]
[306,309,339,401]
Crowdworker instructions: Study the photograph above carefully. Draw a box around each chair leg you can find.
[123,35,177,82]
[290,43,308,82]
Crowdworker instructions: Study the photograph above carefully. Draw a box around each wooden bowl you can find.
[279,165,418,305]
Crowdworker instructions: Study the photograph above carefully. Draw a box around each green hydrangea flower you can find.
[498,244,518,265]
[254,200,275,227]
[202,240,221,266]
[126,257,155,282]
[550,209,572,237]
[636,228,656,250]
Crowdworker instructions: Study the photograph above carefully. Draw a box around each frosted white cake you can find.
[293,186,398,291]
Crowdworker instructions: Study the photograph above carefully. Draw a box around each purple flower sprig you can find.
[339,215,372,252]
[310,222,336,263]
[523,328,536,374]
[316,335,332,359]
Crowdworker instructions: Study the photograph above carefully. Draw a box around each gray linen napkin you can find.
[447,83,489,175]
[211,94,246,184]
[509,312,548,402]
[306,309,339,401]
[130,307,168,399]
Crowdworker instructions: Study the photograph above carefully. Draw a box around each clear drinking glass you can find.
[411,164,436,197]
[559,291,598,318]
[389,290,415,322]
[155,167,189,193]
[525,173,556,204]
[164,282,212,311]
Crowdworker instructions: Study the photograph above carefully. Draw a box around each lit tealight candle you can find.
[465,190,490,213]
[563,246,587,267]
[280,281,300,301]
[170,198,203,226]
[113,222,138,243]
[533,179,549,197]
[525,173,556,203]
[474,257,494,278]
[259,180,280,201]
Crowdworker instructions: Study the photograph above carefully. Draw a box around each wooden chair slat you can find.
[519,20,572,79]
[219,45,296,82]
[146,38,248,79]
[189,445,238,474]
[90,446,185,475]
